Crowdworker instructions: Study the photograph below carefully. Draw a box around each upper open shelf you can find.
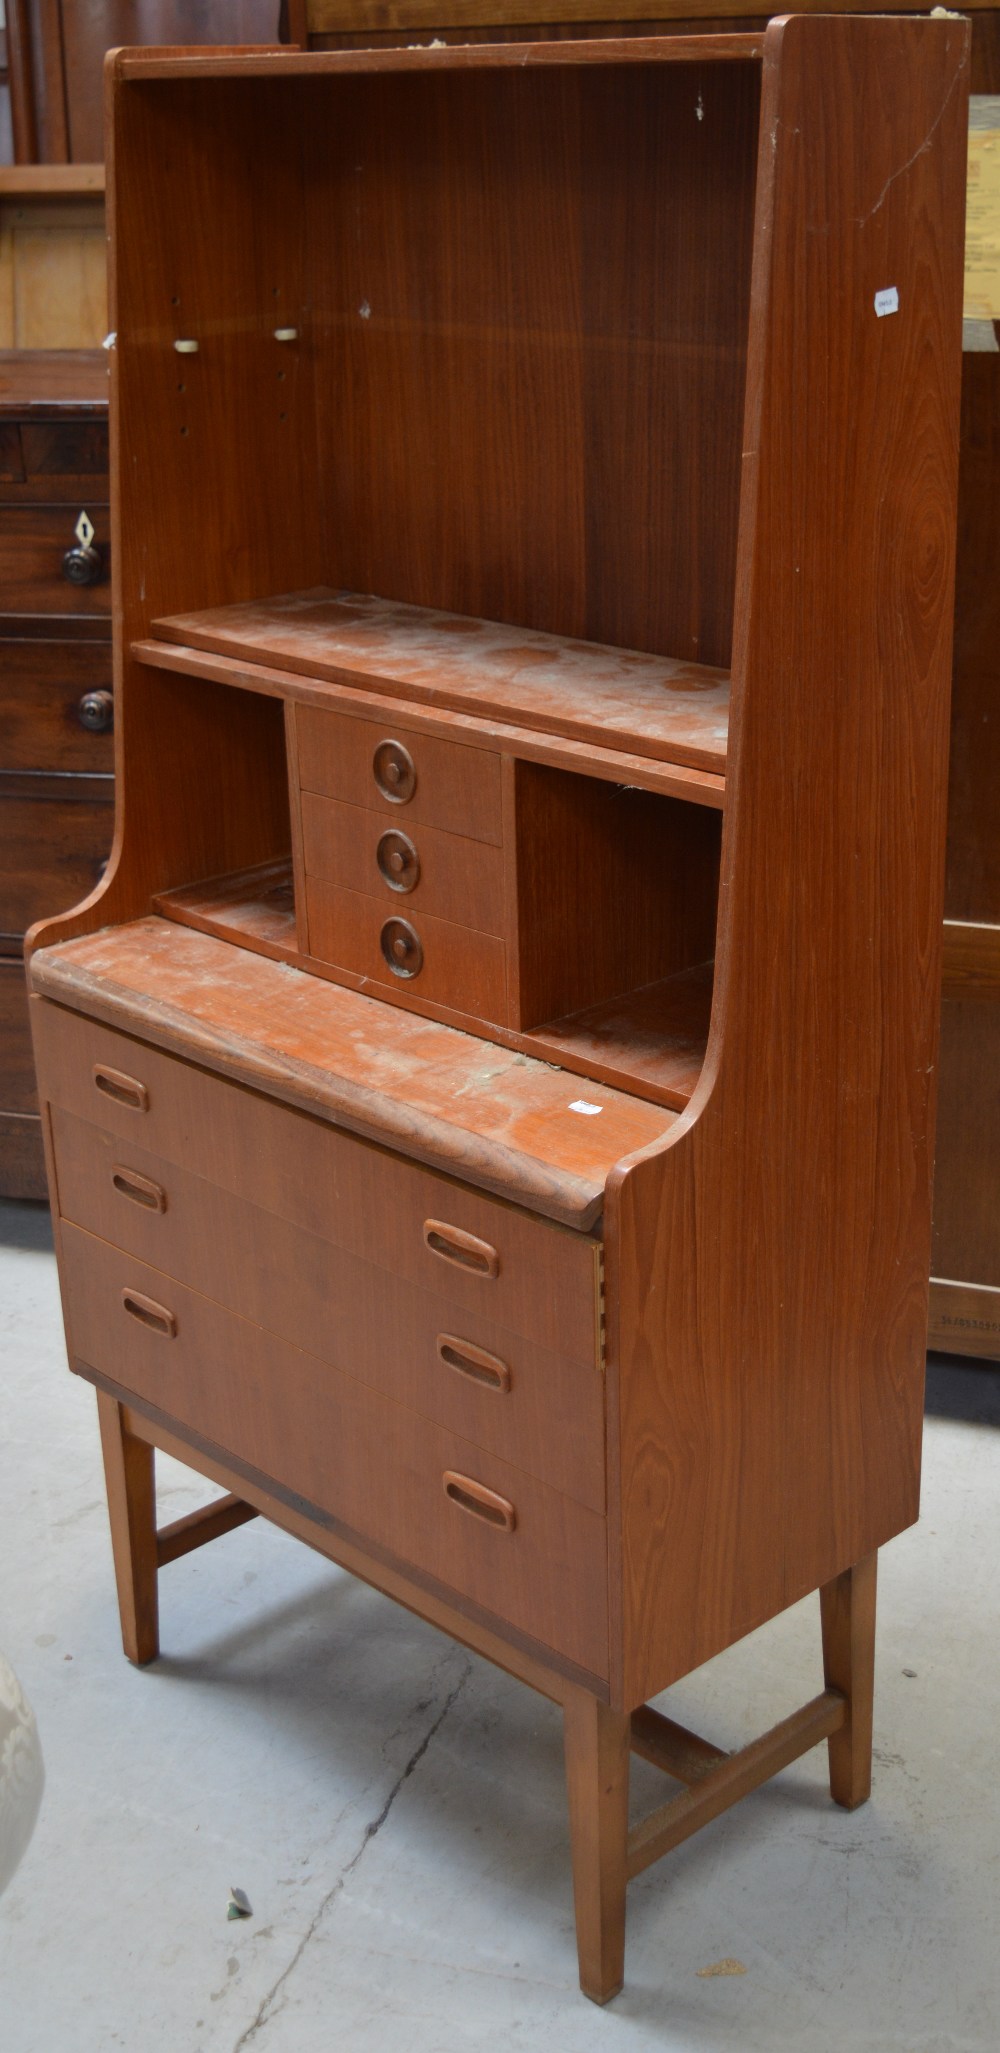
[150,589,731,777]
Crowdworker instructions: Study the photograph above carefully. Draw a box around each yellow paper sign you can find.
[965,99,1000,321]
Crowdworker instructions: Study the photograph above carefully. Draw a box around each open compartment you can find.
[512,762,720,1103]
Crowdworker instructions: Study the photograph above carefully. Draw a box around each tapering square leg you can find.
[96,1392,160,1665]
[563,1688,631,2004]
[820,1551,877,1809]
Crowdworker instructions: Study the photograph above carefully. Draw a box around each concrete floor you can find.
[1,1193,998,2053]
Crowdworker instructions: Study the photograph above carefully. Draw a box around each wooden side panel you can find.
[608,14,968,1706]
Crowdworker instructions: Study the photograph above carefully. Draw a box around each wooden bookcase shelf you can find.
[149,588,731,774]
[24,20,969,2004]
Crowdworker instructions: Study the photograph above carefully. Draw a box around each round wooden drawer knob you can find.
[62,542,103,587]
[373,738,416,804]
[376,828,420,894]
[380,916,423,979]
[76,689,114,733]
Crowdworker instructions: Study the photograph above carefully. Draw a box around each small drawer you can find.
[61,1225,609,1679]
[305,879,508,1024]
[301,792,505,935]
[50,1106,606,1512]
[0,638,113,772]
[0,774,113,943]
[0,505,110,615]
[296,703,502,845]
[32,1004,602,1365]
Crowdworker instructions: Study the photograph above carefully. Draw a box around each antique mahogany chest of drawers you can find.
[28,22,967,2001]
[1,348,111,1197]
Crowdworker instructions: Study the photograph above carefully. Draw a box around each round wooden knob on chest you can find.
[62,542,103,587]
[376,828,420,894]
[380,916,423,979]
[373,738,416,804]
[76,689,114,733]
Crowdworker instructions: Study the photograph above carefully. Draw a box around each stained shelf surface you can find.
[151,589,731,776]
[30,919,678,1228]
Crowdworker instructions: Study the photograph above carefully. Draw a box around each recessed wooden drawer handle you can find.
[121,1289,176,1338]
[443,1471,516,1532]
[424,1220,500,1278]
[438,1334,511,1393]
[112,1166,167,1213]
[94,1064,149,1112]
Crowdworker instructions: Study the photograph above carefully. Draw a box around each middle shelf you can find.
[149,586,731,778]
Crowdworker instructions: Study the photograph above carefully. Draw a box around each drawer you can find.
[20,422,108,483]
[0,421,108,504]
[0,505,110,615]
[305,878,508,1025]
[32,1003,602,1365]
[50,1106,605,1512]
[0,639,113,772]
[0,426,24,485]
[0,957,37,1115]
[296,703,502,845]
[61,1225,609,1679]
[0,775,113,942]
[301,791,505,935]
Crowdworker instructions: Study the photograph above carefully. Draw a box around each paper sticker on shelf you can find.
[874,287,899,318]
[569,1100,603,1116]
[965,98,1000,322]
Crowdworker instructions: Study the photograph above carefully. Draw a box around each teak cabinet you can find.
[28,21,968,2001]
[1,348,112,1197]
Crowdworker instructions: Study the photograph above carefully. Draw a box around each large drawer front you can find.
[33,1002,601,1366]
[61,1225,609,1680]
[50,1106,605,1513]
[0,638,113,773]
[0,505,110,615]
